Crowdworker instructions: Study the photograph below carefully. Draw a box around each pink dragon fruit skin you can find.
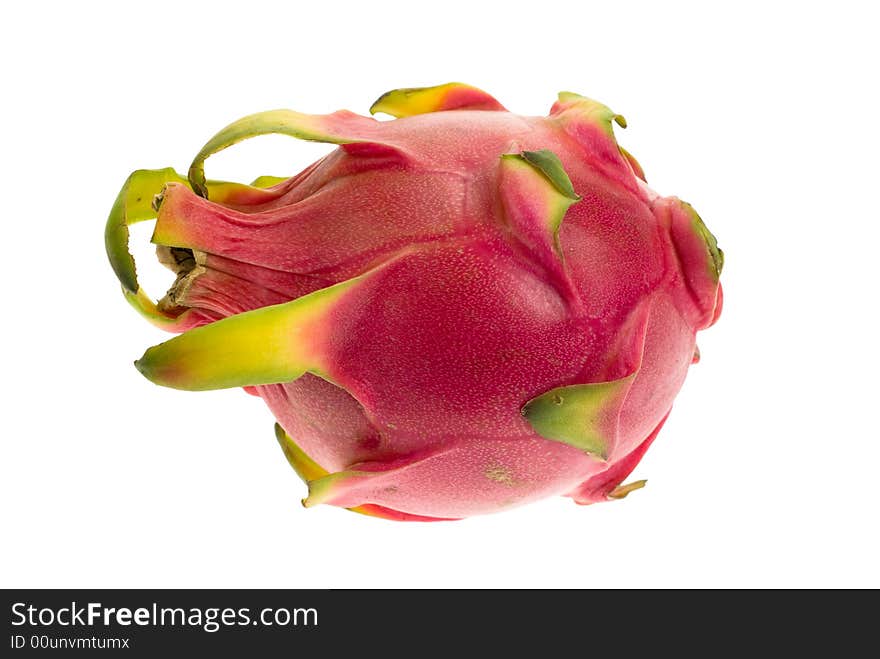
[105,83,723,521]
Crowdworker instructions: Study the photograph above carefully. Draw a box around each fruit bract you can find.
[106,83,723,521]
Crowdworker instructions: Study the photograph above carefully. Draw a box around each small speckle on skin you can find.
[553,393,564,406]
[484,464,516,486]
[358,432,382,450]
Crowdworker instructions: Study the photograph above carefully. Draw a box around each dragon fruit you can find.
[105,83,722,521]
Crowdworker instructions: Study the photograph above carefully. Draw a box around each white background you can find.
[2,1,877,588]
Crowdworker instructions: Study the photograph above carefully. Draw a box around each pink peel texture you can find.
[123,85,723,521]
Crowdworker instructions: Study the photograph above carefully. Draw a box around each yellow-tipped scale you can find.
[186,109,401,198]
[369,82,505,118]
[499,149,581,254]
[135,275,360,391]
[274,424,398,519]
[554,91,628,136]
[520,375,636,460]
